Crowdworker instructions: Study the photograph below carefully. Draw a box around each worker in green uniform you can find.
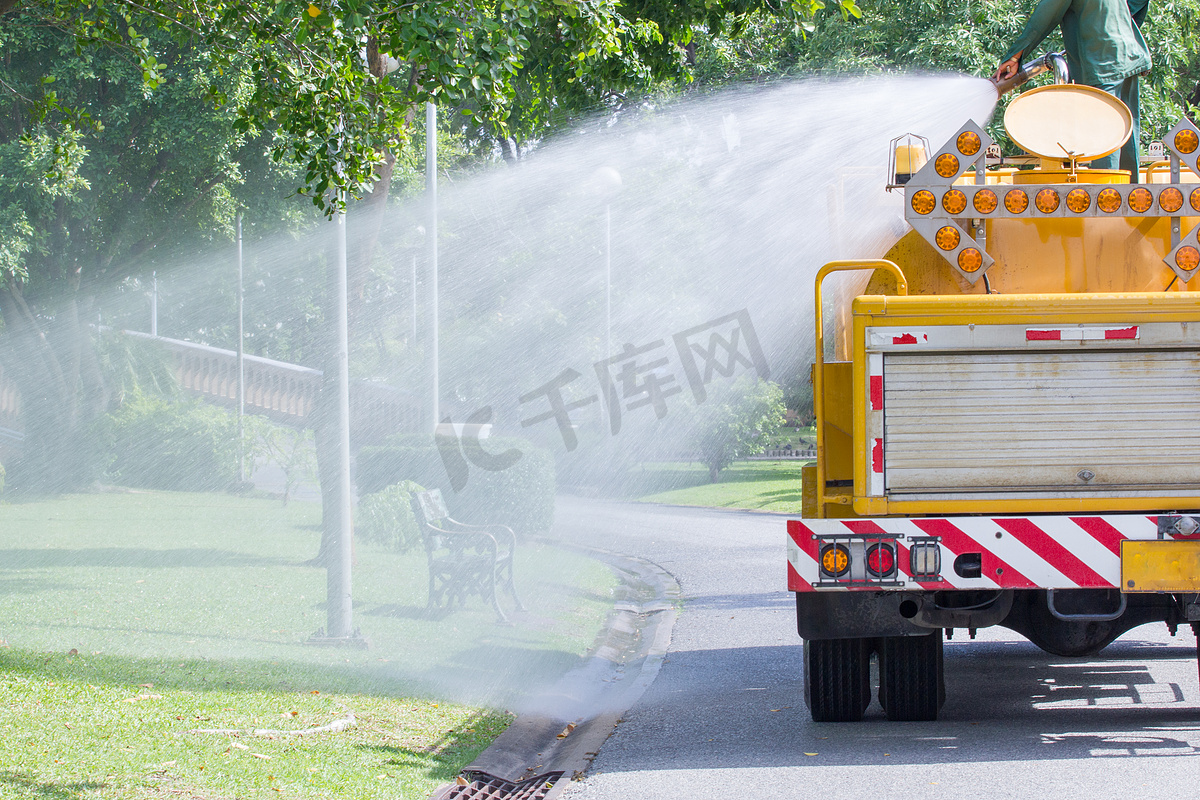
[994,0,1151,181]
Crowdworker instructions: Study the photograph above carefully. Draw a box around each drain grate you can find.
[431,770,564,800]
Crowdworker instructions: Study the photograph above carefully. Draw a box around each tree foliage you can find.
[686,376,784,482]
[7,0,848,213]
[0,18,277,489]
[688,0,1200,143]
[1,0,845,496]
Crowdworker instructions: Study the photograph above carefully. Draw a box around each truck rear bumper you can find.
[788,514,1197,593]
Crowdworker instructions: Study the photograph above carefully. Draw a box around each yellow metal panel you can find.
[822,362,853,433]
[875,218,1195,301]
[820,486,861,518]
[881,496,1200,515]
[801,464,817,518]
[822,361,855,486]
[1121,540,1200,592]
[823,423,854,483]
[852,291,1200,327]
[1011,169,1129,184]
[852,496,889,516]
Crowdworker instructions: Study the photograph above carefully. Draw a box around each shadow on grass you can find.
[0,640,589,708]
[0,771,107,798]
[747,489,805,503]
[359,709,510,784]
[0,648,418,697]
[0,578,80,595]
[0,547,291,569]
[716,466,806,483]
[366,603,447,621]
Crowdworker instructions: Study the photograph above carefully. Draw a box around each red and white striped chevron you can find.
[788,515,1172,592]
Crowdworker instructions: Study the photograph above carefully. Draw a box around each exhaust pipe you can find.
[991,51,1069,96]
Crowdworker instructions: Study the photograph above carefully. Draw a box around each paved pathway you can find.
[552,496,1200,800]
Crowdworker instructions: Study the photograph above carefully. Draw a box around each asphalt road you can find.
[553,496,1200,800]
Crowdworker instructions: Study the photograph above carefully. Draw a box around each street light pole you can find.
[236,212,245,483]
[604,202,612,363]
[425,101,439,431]
[327,209,355,641]
[589,167,622,363]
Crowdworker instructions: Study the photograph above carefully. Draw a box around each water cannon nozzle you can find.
[990,52,1070,96]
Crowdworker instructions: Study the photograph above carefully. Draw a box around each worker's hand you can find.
[994,54,1021,82]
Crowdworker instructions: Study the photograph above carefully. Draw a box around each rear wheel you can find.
[878,633,944,721]
[803,637,872,722]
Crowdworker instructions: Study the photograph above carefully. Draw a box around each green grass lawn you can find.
[766,425,816,450]
[0,491,616,799]
[624,460,806,513]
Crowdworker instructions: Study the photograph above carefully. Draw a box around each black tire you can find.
[803,637,872,722]
[877,633,945,721]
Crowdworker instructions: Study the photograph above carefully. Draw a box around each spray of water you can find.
[8,73,999,714]
[372,74,997,452]
[357,72,999,708]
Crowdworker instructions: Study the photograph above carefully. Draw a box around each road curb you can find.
[430,541,680,798]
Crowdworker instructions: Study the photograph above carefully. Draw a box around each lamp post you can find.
[309,209,361,646]
[328,209,355,641]
[236,212,245,484]
[425,101,440,432]
[589,167,622,362]
[587,167,622,445]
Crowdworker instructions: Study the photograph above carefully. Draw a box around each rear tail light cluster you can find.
[814,535,943,586]
[818,539,899,583]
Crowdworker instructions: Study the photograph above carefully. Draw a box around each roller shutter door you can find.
[884,350,1200,494]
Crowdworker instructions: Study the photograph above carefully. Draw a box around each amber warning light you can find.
[820,545,850,578]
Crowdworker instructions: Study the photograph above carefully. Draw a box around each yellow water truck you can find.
[788,72,1200,721]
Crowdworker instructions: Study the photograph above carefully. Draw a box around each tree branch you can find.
[121,169,228,266]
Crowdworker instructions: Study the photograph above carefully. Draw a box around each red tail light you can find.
[866,543,895,577]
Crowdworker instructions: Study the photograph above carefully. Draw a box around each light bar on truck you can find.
[904,117,1200,284]
[909,182,1200,220]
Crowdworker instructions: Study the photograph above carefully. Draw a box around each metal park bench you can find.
[412,489,525,623]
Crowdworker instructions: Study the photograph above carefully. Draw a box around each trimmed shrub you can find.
[357,436,555,536]
[451,443,555,534]
[99,392,241,491]
[357,480,424,552]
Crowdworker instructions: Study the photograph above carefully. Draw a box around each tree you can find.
[686,376,784,482]
[687,0,1200,147]
[1,0,846,541]
[0,20,270,490]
